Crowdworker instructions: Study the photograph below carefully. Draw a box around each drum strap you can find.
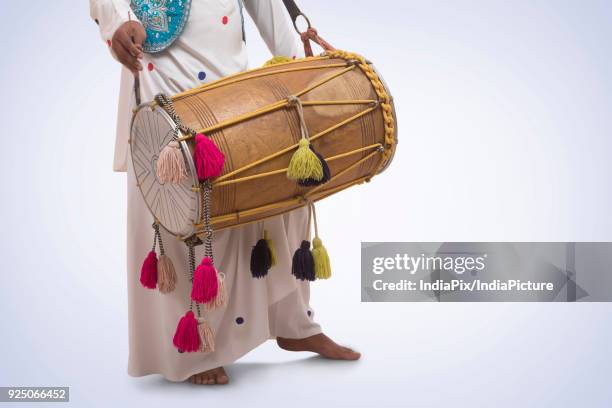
[282,0,302,23]
[281,0,335,57]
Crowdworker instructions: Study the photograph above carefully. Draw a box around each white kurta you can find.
[91,0,321,381]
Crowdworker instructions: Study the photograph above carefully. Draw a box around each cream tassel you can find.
[198,320,215,353]
[206,272,227,310]
[156,141,187,184]
[157,254,177,293]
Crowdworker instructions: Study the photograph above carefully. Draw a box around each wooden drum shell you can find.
[131,52,397,238]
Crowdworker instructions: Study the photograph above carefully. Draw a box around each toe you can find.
[341,348,361,360]
[216,368,229,384]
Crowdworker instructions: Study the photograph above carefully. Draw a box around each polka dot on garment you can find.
[147,62,154,72]
[235,317,244,325]
[198,71,207,81]
[222,16,229,25]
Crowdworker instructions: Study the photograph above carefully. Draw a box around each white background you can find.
[1,1,611,406]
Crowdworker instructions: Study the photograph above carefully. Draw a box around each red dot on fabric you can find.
[147,63,154,71]
[222,16,229,25]
[107,40,112,47]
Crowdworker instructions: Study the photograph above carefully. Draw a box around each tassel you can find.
[312,237,331,279]
[173,311,200,353]
[139,251,158,289]
[287,138,323,182]
[250,238,271,278]
[198,320,215,353]
[264,230,277,267]
[156,141,187,184]
[191,257,219,304]
[298,146,331,186]
[157,254,177,293]
[207,272,226,310]
[291,240,315,281]
[193,133,225,181]
[263,55,293,67]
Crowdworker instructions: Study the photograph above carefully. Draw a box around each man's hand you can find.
[112,21,146,73]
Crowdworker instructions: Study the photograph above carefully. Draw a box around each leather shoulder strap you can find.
[282,0,303,23]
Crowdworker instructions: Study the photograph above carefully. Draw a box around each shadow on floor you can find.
[133,355,360,390]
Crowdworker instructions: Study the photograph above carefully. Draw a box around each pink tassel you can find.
[193,134,225,180]
[173,311,200,353]
[139,251,158,289]
[191,257,219,304]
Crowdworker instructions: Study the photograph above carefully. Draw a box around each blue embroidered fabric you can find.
[130,0,192,53]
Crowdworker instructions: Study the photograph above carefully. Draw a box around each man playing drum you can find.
[90,0,360,385]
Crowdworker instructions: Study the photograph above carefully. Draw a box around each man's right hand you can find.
[112,21,147,73]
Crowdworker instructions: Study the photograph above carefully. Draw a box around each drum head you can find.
[130,105,199,238]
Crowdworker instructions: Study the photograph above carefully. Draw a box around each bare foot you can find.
[189,367,229,385]
[277,333,361,360]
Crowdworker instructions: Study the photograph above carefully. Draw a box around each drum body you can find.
[130,51,397,239]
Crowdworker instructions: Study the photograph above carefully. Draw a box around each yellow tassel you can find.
[157,254,177,294]
[264,230,277,267]
[287,139,324,181]
[263,55,292,66]
[312,237,331,279]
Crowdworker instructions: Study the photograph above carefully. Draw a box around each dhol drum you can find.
[130,50,397,240]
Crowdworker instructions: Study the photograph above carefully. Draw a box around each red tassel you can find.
[193,134,225,181]
[139,251,158,289]
[191,257,219,304]
[172,311,200,353]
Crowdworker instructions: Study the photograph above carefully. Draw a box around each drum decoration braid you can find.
[144,94,227,353]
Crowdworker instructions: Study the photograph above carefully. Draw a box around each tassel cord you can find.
[155,94,196,140]
[309,201,319,240]
[151,222,160,252]
[187,240,201,318]
[306,200,313,241]
[288,95,310,143]
[202,180,214,263]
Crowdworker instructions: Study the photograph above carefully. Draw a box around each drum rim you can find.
[129,104,201,238]
[367,61,398,174]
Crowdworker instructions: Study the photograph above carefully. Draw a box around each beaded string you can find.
[201,180,214,263]
[186,237,201,318]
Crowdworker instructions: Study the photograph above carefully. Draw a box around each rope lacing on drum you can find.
[287,95,310,142]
